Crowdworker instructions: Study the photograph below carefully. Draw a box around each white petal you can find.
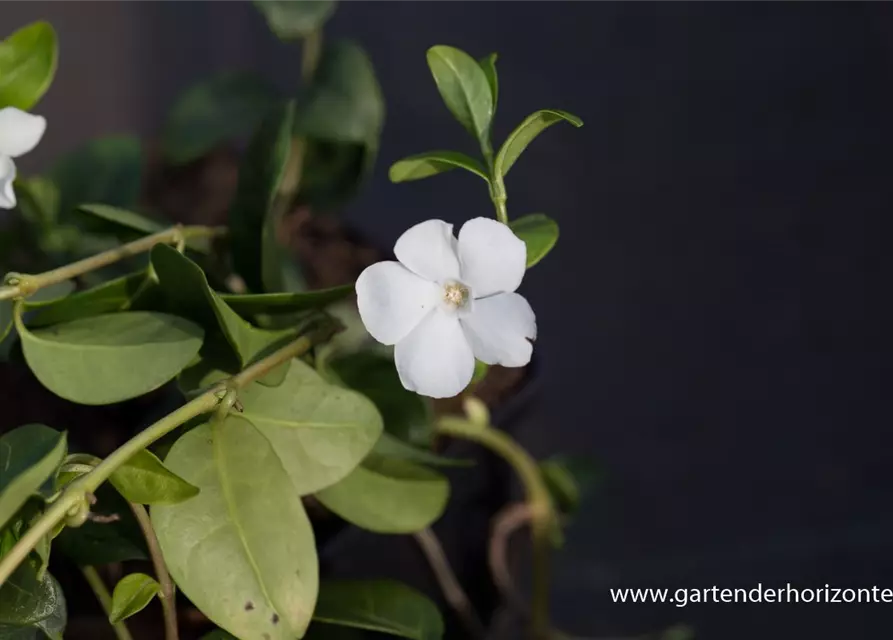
[0,108,46,158]
[394,219,460,283]
[461,292,536,367]
[356,261,440,346]
[0,157,17,209]
[395,310,475,398]
[457,217,527,297]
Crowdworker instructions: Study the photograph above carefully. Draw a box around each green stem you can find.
[0,225,225,302]
[435,418,553,640]
[130,503,179,640]
[81,566,135,640]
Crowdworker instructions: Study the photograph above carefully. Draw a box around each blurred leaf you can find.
[228,101,294,294]
[14,176,58,233]
[19,310,204,405]
[254,0,336,41]
[509,213,559,268]
[479,53,498,112]
[163,71,282,164]
[108,573,159,624]
[76,204,164,236]
[0,21,57,110]
[316,454,449,534]
[110,449,199,506]
[219,284,352,317]
[426,45,493,144]
[539,454,601,516]
[0,425,66,530]
[152,417,318,640]
[471,359,488,385]
[22,281,74,306]
[50,136,143,220]
[373,433,471,469]
[294,40,384,209]
[388,151,487,184]
[313,580,443,640]
[0,561,66,638]
[24,270,151,327]
[494,109,583,177]
[0,301,12,343]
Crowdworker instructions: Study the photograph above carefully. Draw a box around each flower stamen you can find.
[443,282,470,309]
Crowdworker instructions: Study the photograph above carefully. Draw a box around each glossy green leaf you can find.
[426,45,493,144]
[110,449,199,505]
[15,176,59,232]
[228,101,294,294]
[0,22,57,110]
[0,561,66,637]
[163,71,282,164]
[313,580,443,640]
[219,284,353,317]
[153,417,319,640]
[294,40,384,209]
[388,151,488,184]
[0,425,66,529]
[479,53,498,111]
[50,135,143,219]
[254,0,336,40]
[495,109,583,177]
[316,454,449,533]
[19,310,204,405]
[152,244,299,385]
[539,455,602,516]
[108,573,160,624]
[509,213,559,268]
[24,270,151,327]
[373,434,471,469]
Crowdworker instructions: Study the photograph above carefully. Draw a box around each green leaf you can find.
[0,22,57,110]
[254,0,336,40]
[18,310,204,405]
[219,284,353,317]
[24,270,151,327]
[471,359,489,385]
[0,561,66,636]
[50,135,143,219]
[479,53,498,112]
[373,434,471,469]
[228,101,294,294]
[539,455,602,516]
[163,71,282,164]
[108,573,160,624]
[316,454,449,533]
[294,40,384,209]
[110,449,199,505]
[152,417,319,640]
[76,204,164,236]
[426,45,493,144]
[509,213,559,268]
[494,109,583,177]
[0,425,66,529]
[15,176,59,232]
[388,151,488,184]
[313,580,444,640]
[151,244,299,385]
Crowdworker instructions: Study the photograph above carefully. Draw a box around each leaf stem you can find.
[435,418,554,640]
[130,503,179,640]
[0,225,225,302]
[81,566,135,640]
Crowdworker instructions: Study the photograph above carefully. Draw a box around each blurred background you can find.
[4,2,893,639]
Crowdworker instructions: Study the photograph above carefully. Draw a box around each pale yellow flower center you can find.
[443,282,470,308]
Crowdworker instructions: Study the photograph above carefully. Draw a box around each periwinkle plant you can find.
[0,4,586,640]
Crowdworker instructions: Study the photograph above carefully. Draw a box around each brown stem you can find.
[130,503,179,640]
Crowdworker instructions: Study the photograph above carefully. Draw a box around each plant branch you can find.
[435,418,554,640]
[489,502,533,616]
[130,503,179,640]
[0,225,225,301]
[414,528,486,639]
[81,566,135,640]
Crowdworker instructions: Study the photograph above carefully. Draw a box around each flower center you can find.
[442,281,470,310]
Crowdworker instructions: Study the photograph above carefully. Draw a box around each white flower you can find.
[356,217,536,398]
[0,107,47,209]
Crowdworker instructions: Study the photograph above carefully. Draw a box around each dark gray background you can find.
[5,2,893,638]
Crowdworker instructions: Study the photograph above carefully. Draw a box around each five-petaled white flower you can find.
[0,107,47,210]
[356,217,536,398]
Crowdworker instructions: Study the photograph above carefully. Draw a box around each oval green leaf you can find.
[152,417,319,640]
[254,0,336,41]
[108,573,160,624]
[426,45,493,144]
[19,310,204,405]
[110,449,199,505]
[0,561,66,636]
[509,213,559,268]
[219,284,353,317]
[313,580,444,640]
[163,71,282,165]
[388,151,488,184]
[0,21,58,110]
[0,425,66,529]
[495,109,583,177]
[479,53,498,112]
[316,455,449,534]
